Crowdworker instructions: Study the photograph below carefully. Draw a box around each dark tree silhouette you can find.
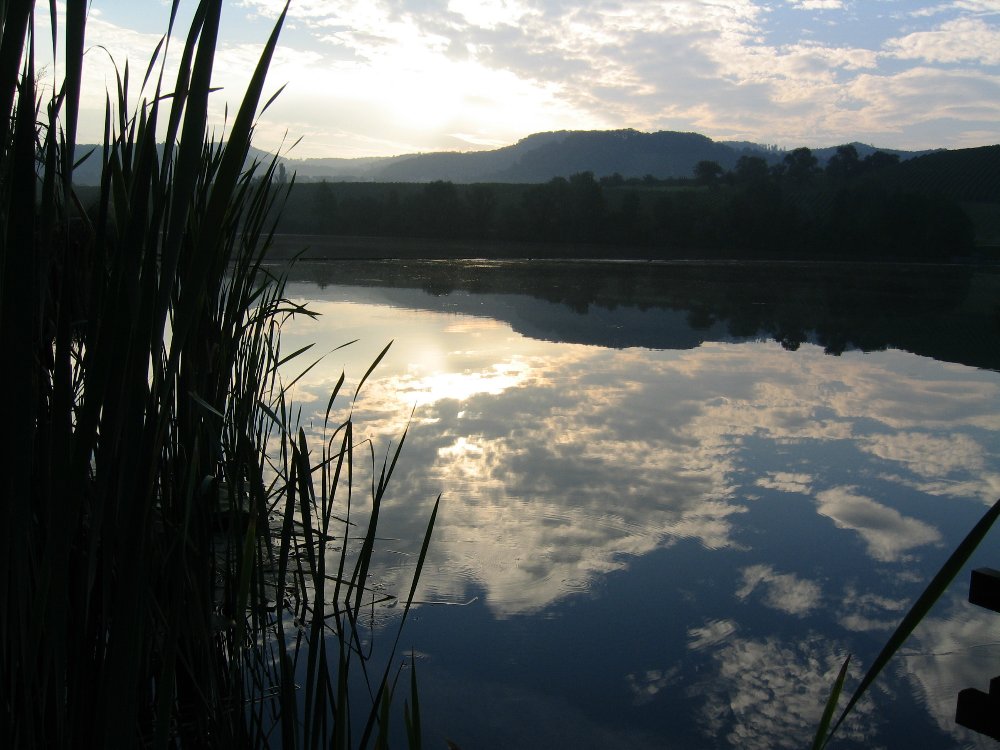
[825,144,860,180]
[694,160,724,185]
[862,150,901,172]
[733,155,770,184]
[467,184,497,239]
[783,147,819,183]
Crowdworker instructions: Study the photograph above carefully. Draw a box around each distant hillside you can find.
[810,141,938,164]
[69,129,942,186]
[866,144,1000,202]
[68,144,409,185]
[377,129,740,182]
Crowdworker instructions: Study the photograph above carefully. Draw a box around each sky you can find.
[50,1,1000,158]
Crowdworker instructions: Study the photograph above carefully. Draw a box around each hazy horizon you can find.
[35,1,1000,160]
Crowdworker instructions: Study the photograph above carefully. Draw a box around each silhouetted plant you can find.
[0,2,435,747]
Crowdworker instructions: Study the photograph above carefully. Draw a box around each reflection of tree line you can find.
[290,260,1000,371]
[273,146,980,259]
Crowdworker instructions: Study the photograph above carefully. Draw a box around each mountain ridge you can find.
[70,128,946,185]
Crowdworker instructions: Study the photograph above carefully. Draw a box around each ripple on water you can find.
[687,618,738,651]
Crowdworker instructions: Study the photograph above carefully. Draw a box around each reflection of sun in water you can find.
[394,359,531,407]
[408,338,449,376]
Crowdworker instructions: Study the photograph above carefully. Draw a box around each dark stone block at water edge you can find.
[968,568,1000,613]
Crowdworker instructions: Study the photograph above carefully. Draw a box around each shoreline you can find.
[265,233,1000,266]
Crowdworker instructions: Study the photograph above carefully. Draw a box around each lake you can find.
[275,259,1000,749]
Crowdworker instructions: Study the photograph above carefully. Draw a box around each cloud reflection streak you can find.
[279,293,1000,622]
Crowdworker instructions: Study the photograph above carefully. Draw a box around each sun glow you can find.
[393,360,531,406]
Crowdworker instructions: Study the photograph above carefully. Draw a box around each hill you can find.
[69,129,934,186]
[378,129,739,182]
[867,144,1000,202]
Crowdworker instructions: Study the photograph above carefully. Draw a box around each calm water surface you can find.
[277,260,1000,749]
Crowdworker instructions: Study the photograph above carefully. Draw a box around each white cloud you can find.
[815,487,941,562]
[626,666,682,705]
[902,597,1000,745]
[787,0,844,9]
[273,290,1000,616]
[736,564,822,616]
[55,0,1000,154]
[447,0,534,30]
[692,634,872,750]
[687,618,738,650]
[949,1,1000,13]
[861,431,986,478]
[837,585,908,632]
[885,16,1000,65]
[755,472,813,494]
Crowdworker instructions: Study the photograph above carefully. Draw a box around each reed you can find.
[0,1,435,746]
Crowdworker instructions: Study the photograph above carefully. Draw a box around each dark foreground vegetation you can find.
[2,2,434,747]
[264,144,1000,261]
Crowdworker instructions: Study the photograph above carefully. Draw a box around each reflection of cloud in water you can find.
[626,666,682,706]
[902,597,1000,749]
[901,472,1000,505]
[401,349,746,614]
[817,351,1000,432]
[815,487,941,563]
[736,565,821,617]
[837,585,908,632]
[691,634,872,750]
[279,300,1000,616]
[687,618,738,651]
[755,472,813,494]
[862,431,985,478]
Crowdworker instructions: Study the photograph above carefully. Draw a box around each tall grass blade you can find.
[62,0,86,180]
[404,656,422,750]
[812,655,850,750]
[355,340,393,400]
[0,0,32,145]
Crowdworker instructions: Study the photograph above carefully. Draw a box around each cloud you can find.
[860,431,986,478]
[837,584,908,632]
[61,0,1000,154]
[755,472,813,494]
[736,564,822,616]
[911,1,1000,18]
[902,596,1000,745]
[787,0,844,9]
[687,618,738,651]
[691,634,872,750]
[273,288,999,617]
[447,0,534,30]
[815,487,941,562]
[885,17,1000,65]
[626,666,682,706]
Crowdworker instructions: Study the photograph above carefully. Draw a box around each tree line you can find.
[271,145,977,260]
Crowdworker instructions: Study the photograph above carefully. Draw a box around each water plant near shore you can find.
[0,1,435,746]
